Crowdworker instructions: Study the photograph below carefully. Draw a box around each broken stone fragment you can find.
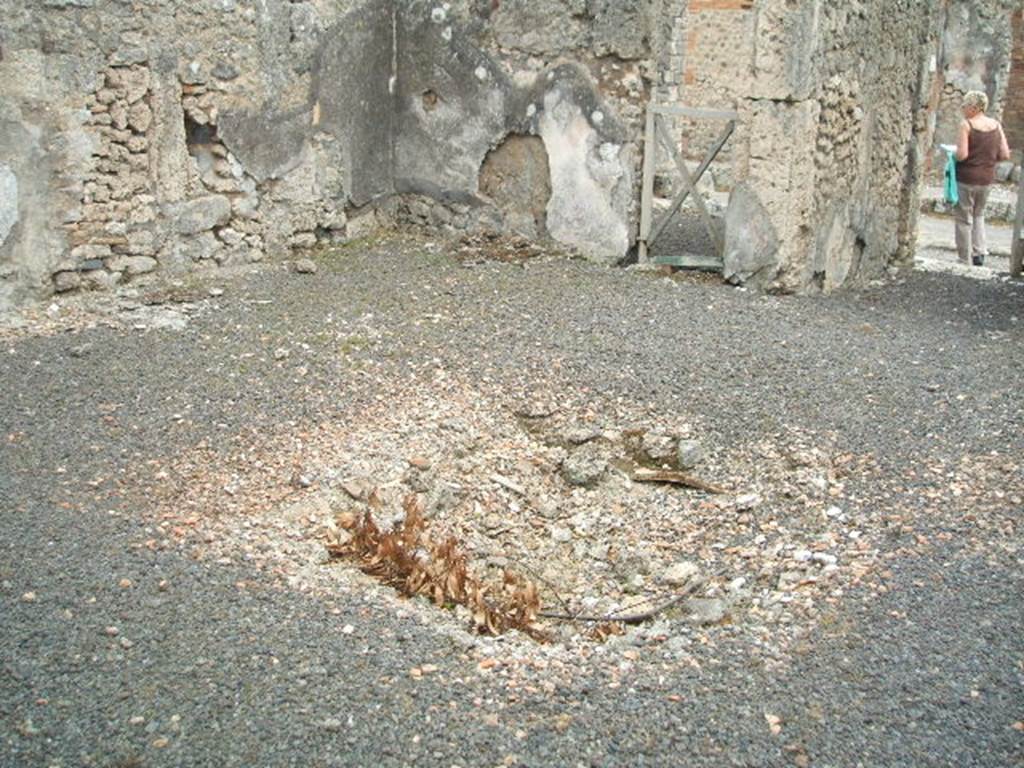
[735,492,762,511]
[549,525,572,544]
[811,552,837,566]
[171,195,232,235]
[777,570,803,590]
[340,479,368,501]
[661,561,700,587]
[561,444,607,487]
[684,598,728,626]
[676,439,703,470]
[293,258,318,274]
[407,455,431,470]
[52,271,81,293]
[290,232,317,249]
[563,425,600,446]
[641,432,676,462]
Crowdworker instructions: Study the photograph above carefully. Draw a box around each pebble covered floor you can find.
[2,233,1022,767]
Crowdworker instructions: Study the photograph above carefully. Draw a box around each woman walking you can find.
[955,90,1012,266]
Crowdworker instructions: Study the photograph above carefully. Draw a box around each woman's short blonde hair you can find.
[963,90,989,113]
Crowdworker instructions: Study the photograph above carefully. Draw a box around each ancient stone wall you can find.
[721,0,946,292]
[0,0,952,307]
[0,0,668,310]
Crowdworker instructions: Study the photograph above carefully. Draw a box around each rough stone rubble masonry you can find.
[0,0,1013,308]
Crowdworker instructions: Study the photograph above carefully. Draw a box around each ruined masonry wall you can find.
[1,0,677,310]
[0,0,352,311]
[721,0,945,292]
[0,0,950,306]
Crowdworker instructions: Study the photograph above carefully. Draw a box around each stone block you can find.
[723,183,780,288]
[120,68,150,104]
[71,244,112,261]
[53,271,81,293]
[128,102,152,133]
[171,195,232,235]
[106,255,157,275]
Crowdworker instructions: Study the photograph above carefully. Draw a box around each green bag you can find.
[943,148,959,206]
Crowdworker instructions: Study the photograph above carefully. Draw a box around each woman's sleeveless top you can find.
[956,125,1002,186]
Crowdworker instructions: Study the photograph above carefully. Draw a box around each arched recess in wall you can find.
[478,134,552,240]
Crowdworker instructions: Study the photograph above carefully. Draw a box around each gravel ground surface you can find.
[2,233,1023,767]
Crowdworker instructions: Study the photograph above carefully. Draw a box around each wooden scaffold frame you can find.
[637,105,737,269]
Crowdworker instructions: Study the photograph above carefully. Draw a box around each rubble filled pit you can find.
[152,371,883,658]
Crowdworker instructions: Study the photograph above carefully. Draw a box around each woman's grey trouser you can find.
[954,183,990,263]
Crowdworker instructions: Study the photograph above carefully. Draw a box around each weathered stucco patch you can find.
[539,88,629,262]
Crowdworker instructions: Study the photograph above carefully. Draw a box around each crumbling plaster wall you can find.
[0,0,664,311]
[385,0,658,259]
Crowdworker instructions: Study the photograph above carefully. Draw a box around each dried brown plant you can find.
[326,492,544,638]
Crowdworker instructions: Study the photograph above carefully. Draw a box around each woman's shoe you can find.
[972,254,986,266]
